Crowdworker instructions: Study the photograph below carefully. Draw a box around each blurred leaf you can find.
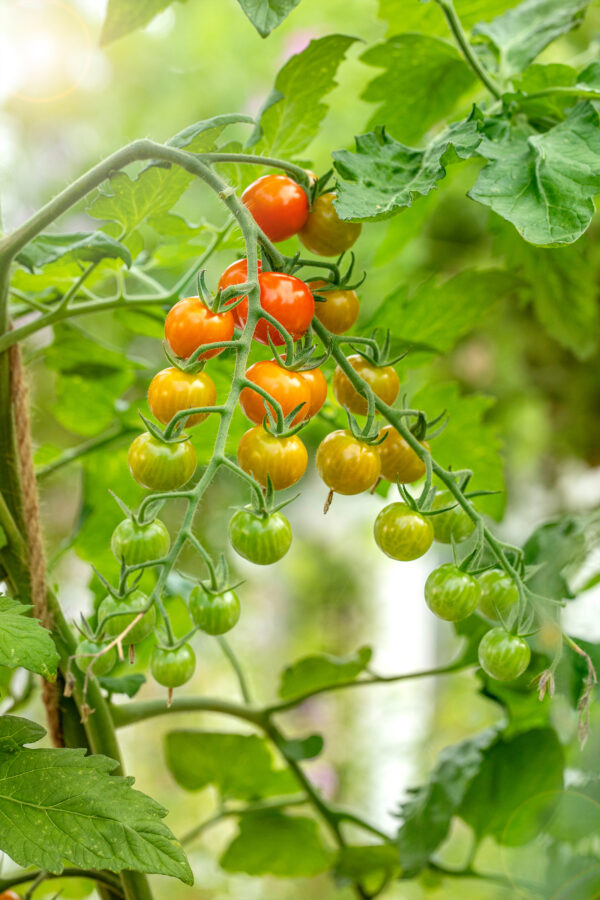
[470,102,600,245]
[365,269,518,352]
[0,527,6,550]
[278,646,372,699]
[236,0,302,37]
[458,728,564,844]
[472,0,591,77]
[378,0,519,37]
[277,733,324,761]
[0,715,46,753]
[335,844,401,892]
[495,228,598,359]
[523,515,591,601]
[333,114,482,222]
[165,731,300,799]
[98,672,146,697]
[54,373,134,438]
[508,63,581,118]
[101,0,176,46]
[16,232,131,272]
[167,112,254,149]
[412,382,505,518]
[254,35,357,158]
[396,728,498,875]
[0,598,59,680]
[362,35,476,145]
[0,722,193,883]
[220,812,334,876]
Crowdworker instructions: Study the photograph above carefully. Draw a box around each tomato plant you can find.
[311,281,360,334]
[299,192,362,256]
[429,490,476,544]
[238,425,308,489]
[98,591,157,644]
[189,585,241,634]
[111,517,171,565]
[165,297,234,360]
[478,569,519,620]
[150,644,197,687]
[74,639,117,677]
[378,426,428,484]
[240,359,311,425]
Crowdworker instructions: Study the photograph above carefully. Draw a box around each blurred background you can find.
[1,0,600,897]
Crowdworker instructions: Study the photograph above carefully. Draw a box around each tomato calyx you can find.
[138,412,194,447]
[267,330,330,373]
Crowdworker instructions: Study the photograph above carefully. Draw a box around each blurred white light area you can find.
[145,6,176,37]
[0,0,93,103]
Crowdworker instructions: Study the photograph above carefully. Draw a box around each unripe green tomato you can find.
[478,628,531,681]
[478,569,519,620]
[228,509,292,565]
[189,586,241,635]
[111,518,170,566]
[373,502,433,561]
[98,591,157,644]
[128,432,196,491]
[430,490,476,544]
[150,644,196,688]
[424,564,481,622]
[75,639,117,677]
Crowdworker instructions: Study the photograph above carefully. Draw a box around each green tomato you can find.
[430,491,475,544]
[228,509,292,565]
[111,517,170,566]
[98,591,157,644]
[150,644,196,688]
[424,564,481,622]
[75,639,117,677]
[478,628,531,681]
[189,585,241,635]
[373,502,433,561]
[128,432,196,491]
[478,569,519,620]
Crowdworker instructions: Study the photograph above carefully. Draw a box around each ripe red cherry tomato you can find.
[128,433,197,491]
[148,367,217,427]
[424,564,481,621]
[333,355,400,416]
[75,639,117,677]
[242,174,309,242]
[189,585,241,635]
[478,569,519,620]
[165,296,234,360]
[237,425,308,490]
[311,280,360,334]
[378,426,429,483]
[240,360,311,426]
[111,518,170,566]
[150,644,196,688]
[316,429,381,495]
[373,502,433,560]
[478,628,531,681]
[299,192,362,256]
[219,260,314,345]
[98,591,157,645]
[229,509,292,565]
[299,367,328,418]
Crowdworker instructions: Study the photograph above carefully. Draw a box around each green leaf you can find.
[458,728,564,844]
[101,0,176,46]
[165,731,299,800]
[16,232,132,272]
[220,812,334,876]
[365,269,518,353]
[472,0,591,78]
[477,657,552,737]
[495,227,598,359]
[335,844,401,892]
[98,673,146,698]
[235,0,302,37]
[396,728,498,876]
[361,35,476,145]
[333,114,482,222]
[278,646,372,700]
[0,741,193,883]
[0,526,6,550]
[0,715,46,753]
[522,515,590,601]
[508,63,581,118]
[378,0,520,38]
[453,614,491,666]
[277,734,324,761]
[470,102,600,245]
[412,382,505,518]
[167,112,255,149]
[0,597,59,680]
[254,35,357,158]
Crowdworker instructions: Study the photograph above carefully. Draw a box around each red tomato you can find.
[165,297,234,360]
[299,367,328,417]
[219,260,314,345]
[240,360,311,426]
[242,174,309,242]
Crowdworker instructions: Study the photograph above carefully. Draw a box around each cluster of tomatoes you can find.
[73,172,530,693]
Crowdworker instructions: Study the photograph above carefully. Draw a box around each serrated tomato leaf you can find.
[98,672,146,698]
[0,716,46,753]
[470,102,600,245]
[236,0,303,37]
[220,812,334,876]
[0,598,59,680]
[16,232,131,272]
[165,731,299,799]
[378,0,520,39]
[0,733,193,883]
[278,646,372,700]
[333,114,482,221]
[335,844,401,892]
